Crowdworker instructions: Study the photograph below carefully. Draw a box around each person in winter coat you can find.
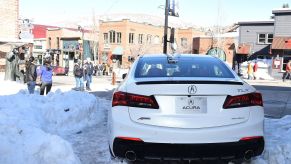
[247,62,254,80]
[83,60,94,91]
[38,57,53,95]
[253,61,258,80]
[25,56,37,94]
[283,60,291,82]
[73,61,84,91]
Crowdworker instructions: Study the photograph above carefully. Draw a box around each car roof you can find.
[140,54,215,59]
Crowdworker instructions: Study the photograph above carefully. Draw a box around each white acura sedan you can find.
[108,54,264,163]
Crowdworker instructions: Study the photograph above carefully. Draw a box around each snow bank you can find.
[241,60,274,80]
[0,83,100,163]
[253,116,291,164]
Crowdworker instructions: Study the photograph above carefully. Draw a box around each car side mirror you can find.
[122,73,127,79]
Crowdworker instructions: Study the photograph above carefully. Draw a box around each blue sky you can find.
[20,0,291,26]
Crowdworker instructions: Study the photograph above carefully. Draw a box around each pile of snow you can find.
[0,80,101,163]
[253,116,291,164]
[241,60,274,80]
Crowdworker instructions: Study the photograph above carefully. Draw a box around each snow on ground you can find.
[241,60,274,80]
[253,116,291,164]
[1,73,291,164]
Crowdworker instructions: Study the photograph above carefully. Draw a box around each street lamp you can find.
[78,25,84,67]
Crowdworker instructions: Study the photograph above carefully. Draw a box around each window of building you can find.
[267,34,273,44]
[34,45,42,49]
[117,32,122,43]
[147,34,152,44]
[129,33,134,44]
[153,35,160,44]
[56,37,60,49]
[257,33,273,44]
[138,34,143,44]
[181,38,187,47]
[104,33,109,44]
[109,30,116,43]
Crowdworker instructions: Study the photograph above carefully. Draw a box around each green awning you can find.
[112,46,123,55]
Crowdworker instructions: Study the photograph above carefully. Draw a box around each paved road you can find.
[247,80,291,118]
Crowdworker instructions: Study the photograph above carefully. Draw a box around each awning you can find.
[272,37,291,50]
[112,46,123,55]
[237,43,251,55]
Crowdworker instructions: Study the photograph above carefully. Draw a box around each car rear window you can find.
[134,57,235,78]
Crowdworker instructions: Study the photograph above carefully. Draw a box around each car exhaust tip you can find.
[125,151,136,161]
[244,150,254,161]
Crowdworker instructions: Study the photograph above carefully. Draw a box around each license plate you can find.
[175,97,207,114]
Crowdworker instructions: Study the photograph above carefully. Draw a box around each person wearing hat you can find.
[25,56,37,94]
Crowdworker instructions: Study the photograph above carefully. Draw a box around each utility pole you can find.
[78,25,84,67]
[163,0,169,54]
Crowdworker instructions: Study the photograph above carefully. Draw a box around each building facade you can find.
[192,36,236,67]
[237,21,274,62]
[0,0,19,71]
[271,9,291,71]
[98,19,204,68]
[46,27,97,71]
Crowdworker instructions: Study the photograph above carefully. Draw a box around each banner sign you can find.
[169,0,179,17]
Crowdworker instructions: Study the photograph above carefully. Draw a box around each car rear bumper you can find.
[113,137,264,161]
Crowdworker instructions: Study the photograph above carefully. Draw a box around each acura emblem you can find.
[188,85,197,94]
[188,99,195,105]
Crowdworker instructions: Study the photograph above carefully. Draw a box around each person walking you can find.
[73,61,84,91]
[253,61,258,80]
[283,60,291,82]
[247,62,254,80]
[38,57,53,95]
[25,56,37,94]
[83,60,94,91]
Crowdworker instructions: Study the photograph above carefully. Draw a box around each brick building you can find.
[192,36,236,67]
[99,19,204,68]
[0,0,19,71]
[46,27,98,71]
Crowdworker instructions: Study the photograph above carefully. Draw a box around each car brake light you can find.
[116,136,144,142]
[240,136,264,141]
[223,92,263,109]
[112,91,159,109]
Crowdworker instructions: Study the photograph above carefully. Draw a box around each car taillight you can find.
[223,92,263,109]
[112,91,159,109]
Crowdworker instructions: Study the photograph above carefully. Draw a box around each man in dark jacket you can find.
[84,60,94,91]
[73,61,84,91]
[25,56,37,94]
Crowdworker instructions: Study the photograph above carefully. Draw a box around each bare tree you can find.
[89,10,99,64]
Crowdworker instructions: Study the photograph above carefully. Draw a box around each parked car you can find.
[53,66,69,76]
[108,54,264,163]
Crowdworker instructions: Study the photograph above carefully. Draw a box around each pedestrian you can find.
[83,60,94,91]
[253,61,258,80]
[73,61,84,91]
[247,62,254,80]
[38,56,53,95]
[283,60,291,82]
[25,56,37,94]
[98,63,104,76]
